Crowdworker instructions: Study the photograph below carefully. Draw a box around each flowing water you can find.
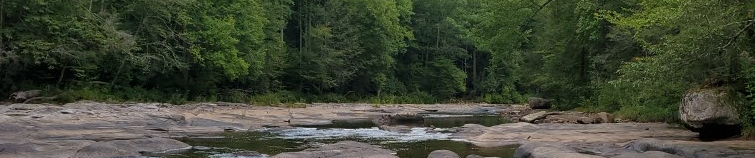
[169,114,517,158]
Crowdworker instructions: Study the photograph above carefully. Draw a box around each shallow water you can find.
[170,115,516,158]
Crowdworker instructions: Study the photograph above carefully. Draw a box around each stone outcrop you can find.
[623,138,755,158]
[520,111,550,123]
[9,90,41,102]
[597,112,614,123]
[457,122,699,148]
[679,89,742,139]
[528,97,552,109]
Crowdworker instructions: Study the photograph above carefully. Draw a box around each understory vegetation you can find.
[1,0,754,132]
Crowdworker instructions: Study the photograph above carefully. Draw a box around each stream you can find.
[169,114,518,158]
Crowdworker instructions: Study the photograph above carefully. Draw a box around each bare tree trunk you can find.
[110,60,126,89]
[56,67,66,88]
[472,49,477,94]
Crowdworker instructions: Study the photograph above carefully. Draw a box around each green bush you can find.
[249,91,307,105]
[742,60,755,138]
[482,88,524,104]
[615,105,678,123]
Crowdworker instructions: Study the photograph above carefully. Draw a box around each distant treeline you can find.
[1,0,754,124]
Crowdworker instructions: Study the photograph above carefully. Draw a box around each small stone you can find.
[577,117,597,124]
[597,112,614,123]
[466,154,484,158]
[521,111,549,123]
[59,110,74,114]
[428,150,460,158]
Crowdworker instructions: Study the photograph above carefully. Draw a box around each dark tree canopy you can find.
[1,0,754,129]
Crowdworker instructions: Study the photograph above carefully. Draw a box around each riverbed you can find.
[0,101,753,158]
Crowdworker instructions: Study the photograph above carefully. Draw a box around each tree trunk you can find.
[473,48,478,94]
[56,67,66,88]
[110,59,126,89]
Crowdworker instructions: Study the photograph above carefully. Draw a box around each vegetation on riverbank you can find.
[1,0,754,134]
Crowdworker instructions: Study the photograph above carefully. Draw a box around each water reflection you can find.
[172,115,515,158]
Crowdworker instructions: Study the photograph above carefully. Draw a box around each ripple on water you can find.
[268,127,452,142]
[173,115,517,158]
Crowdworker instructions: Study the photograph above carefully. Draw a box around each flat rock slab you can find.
[458,122,698,148]
[623,138,755,158]
[272,141,398,158]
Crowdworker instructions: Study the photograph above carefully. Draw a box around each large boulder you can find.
[272,141,398,158]
[679,89,742,139]
[9,90,41,102]
[428,150,460,158]
[528,97,552,109]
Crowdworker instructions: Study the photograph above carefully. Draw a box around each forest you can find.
[0,0,754,126]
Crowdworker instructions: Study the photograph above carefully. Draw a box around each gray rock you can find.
[611,151,682,158]
[597,112,614,123]
[528,97,552,109]
[520,111,548,123]
[428,150,460,158]
[72,138,191,158]
[513,142,602,158]
[72,142,140,158]
[0,143,43,154]
[680,89,741,128]
[148,113,186,123]
[465,155,484,158]
[9,90,41,102]
[679,89,742,138]
[625,138,755,158]
[272,141,397,158]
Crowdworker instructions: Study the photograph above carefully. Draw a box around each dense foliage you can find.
[1,0,754,128]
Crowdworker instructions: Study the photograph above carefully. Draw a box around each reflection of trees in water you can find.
[176,116,515,158]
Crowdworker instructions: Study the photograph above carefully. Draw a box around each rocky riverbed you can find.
[0,101,753,158]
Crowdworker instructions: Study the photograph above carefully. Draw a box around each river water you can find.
[170,114,517,158]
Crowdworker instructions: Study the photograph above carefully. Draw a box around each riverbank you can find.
[0,101,753,158]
